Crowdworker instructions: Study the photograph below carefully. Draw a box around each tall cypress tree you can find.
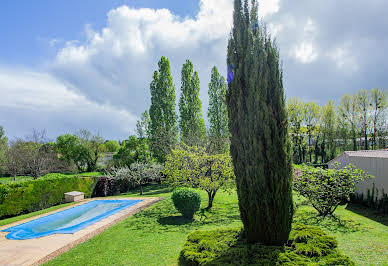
[226,0,293,245]
[149,56,178,162]
[179,59,206,146]
[208,66,229,154]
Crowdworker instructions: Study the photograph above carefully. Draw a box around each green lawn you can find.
[41,185,388,266]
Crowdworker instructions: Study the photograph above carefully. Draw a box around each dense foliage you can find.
[171,188,201,219]
[179,60,206,146]
[207,66,229,154]
[0,175,95,218]
[149,56,178,162]
[56,130,105,172]
[287,88,387,164]
[226,0,293,244]
[164,145,235,209]
[92,176,116,197]
[180,225,354,265]
[294,164,372,216]
[113,135,151,167]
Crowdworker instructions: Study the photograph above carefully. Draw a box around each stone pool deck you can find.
[0,197,162,265]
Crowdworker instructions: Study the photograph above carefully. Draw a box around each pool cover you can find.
[2,199,142,240]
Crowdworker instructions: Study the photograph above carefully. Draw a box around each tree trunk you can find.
[207,191,216,209]
[139,184,143,195]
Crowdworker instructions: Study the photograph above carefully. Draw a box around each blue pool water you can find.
[2,199,142,240]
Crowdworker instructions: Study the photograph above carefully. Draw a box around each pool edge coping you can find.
[34,197,164,266]
[0,197,164,266]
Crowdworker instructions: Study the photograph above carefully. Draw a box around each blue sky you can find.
[0,0,387,140]
[1,0,199,66]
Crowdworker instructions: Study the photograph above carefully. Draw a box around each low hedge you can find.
[180,224,354,265]
[0,176,96,219]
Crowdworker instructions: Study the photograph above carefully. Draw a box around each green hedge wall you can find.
[0,176,96,219]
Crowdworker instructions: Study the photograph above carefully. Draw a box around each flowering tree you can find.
[164,145,235,209]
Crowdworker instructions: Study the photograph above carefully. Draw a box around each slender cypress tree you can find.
[149,56,178,162]
[208,66,229,154]
[226,0,293,245]
[179,59,206,146]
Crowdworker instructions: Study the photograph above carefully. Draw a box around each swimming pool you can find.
[2,199,142,240]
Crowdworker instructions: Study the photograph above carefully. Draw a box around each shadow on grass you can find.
[294,209,361,233]
[121,183,173,196]
[345,203,388,227]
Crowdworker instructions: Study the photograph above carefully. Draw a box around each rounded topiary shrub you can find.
[172,188,201,219]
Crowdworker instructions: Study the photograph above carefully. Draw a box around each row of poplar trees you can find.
[147,57,229,163]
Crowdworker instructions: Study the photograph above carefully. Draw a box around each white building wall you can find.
[330,154,388,199]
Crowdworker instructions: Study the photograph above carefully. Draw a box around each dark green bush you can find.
[180,225,354,265]
[92,176,117,197]
[172,188,201,219]
[0,176,95,218]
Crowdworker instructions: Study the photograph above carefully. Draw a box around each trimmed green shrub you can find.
[180,225,354,265]
[0,176,95,218]
[172,188,201,219]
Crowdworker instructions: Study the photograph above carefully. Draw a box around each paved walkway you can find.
[0,197,162,266]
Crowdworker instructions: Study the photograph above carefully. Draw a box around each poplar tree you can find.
[208,66,229,154]
[226,0,293,245]
[179,60,206,146]
[149,56,178,162]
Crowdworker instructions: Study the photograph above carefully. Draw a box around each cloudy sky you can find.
[1,0,387,140]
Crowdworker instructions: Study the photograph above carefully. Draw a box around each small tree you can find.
[294,163,372,216]
[164,145,235,209]
[112,163,163,195]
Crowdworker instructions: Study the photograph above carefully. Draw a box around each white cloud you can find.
[0,68,137,139]
[259,0,280,18]
[293,18,318,63]
[329,43,359,73]
[294,41,317,63]
[51,0,280,117]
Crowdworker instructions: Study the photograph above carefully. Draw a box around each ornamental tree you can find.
[226,0,293,244]
[294,163,373,216]
[164,145,235,209]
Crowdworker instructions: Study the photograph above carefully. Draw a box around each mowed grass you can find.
[294,196,388,266]
[43,184,388,266]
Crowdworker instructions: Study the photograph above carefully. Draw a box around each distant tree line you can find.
[287,88,387,164]
[121,56,230,167]
[0,128,121,178]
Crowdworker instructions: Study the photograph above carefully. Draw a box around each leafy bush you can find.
[294,163,372,216]
[180,225,354,265]
[0,176,95,218]
[172,188,201,219]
